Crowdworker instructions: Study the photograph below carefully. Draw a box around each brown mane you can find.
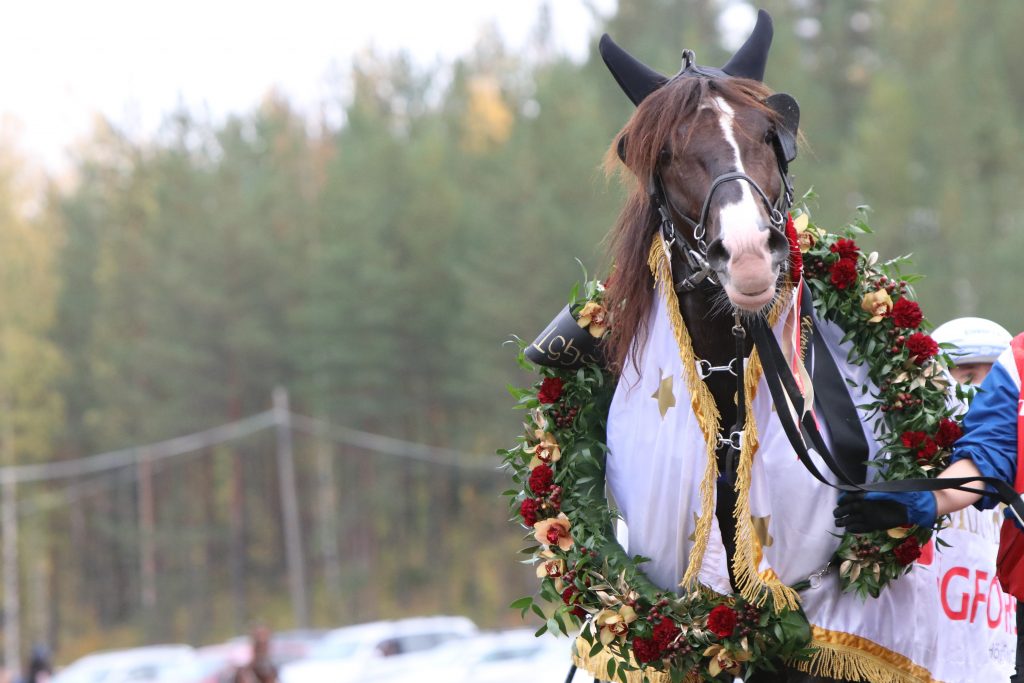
[601,75,779,375]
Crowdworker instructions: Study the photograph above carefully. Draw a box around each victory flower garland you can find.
[502,209,963,681]
[795,208,962,598]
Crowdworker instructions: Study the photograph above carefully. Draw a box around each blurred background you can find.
[2,0,1024,679]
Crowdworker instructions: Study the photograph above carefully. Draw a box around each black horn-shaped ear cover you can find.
[599,33,668,106]
[721,9,774,81]
[765,93,800,163]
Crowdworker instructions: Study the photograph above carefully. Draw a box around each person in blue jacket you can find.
[835,316,1019,680]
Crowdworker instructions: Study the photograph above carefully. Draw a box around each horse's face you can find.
[660,95,789,311]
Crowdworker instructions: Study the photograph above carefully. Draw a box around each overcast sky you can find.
[0,0,624,169]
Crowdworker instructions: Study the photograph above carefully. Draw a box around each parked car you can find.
[359,629,591,683]
[279,616,477,683]
[52,645,212,683]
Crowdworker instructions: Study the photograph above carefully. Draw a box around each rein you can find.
[750,317,1024,526]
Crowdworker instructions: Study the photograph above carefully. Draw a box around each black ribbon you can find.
[750,307,1024,525]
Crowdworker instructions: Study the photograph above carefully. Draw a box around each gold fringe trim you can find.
[788,626,943,683]
[730,288,800,613]
[572,637,700,683]
[648,241,721,590]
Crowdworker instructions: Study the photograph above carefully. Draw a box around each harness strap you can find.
[720,314,747,485]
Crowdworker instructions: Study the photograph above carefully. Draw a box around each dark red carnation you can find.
[528,464,554,495]
[561,586,586,620]
[830,238,860,261]
[519,498,540,526]
[632,636,661,665]
[537,377,564,404]
[652,617,678,648]
[916,437,938,463]
[829,258,858,290]
[707,605,738,638]
[630,617,676,664]
[906,332,939,365]
[901,431,926,450]
[894,536,922,565]
[784,213,803,283]
[891,298,923,329]
[934,418,963,449]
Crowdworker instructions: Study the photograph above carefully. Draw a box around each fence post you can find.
[138,449,157,617]
[2,471,19,680]
[315,432,342,616]
[273,387,309,628]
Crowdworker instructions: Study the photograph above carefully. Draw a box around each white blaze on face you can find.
[708,96,777,309]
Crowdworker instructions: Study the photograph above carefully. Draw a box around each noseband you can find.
[651,149,794,293]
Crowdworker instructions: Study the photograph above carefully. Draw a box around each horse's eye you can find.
[658,148,672,164]
[764,128,776,145]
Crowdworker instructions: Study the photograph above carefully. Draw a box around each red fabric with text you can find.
[996,333,1024,599]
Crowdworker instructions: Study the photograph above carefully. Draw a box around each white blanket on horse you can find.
[607,289,1014,683]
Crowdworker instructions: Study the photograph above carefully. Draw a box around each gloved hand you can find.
[833,490,937,533]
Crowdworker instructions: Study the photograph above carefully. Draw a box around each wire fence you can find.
[0,388,529,674]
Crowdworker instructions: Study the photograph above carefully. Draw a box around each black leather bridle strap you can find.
[695,170,784,235]
[750,315,1024,526]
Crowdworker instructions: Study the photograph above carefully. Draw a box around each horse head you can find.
[602,10,800,314]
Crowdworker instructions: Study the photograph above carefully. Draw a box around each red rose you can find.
[537,377,564,404]
[916,437,938,463]
[894,536,922,565]
[934,418,963,449]
[519,498,540,526]
[829,258,858,290]
[891,298,923,329]
[707,605,738,638]
[905,332,939,365]
[784,213,803,283]
[528,464,554,495]
[830,238,860,261]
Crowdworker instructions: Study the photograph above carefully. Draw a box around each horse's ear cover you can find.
[599,34,668,106]
[721,9,774,81]
[765,93,800,163]
[600,8,775,109]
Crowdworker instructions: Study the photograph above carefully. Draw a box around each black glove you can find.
[833,490,937,534]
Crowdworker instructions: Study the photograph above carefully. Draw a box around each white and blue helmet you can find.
[932,317,1012,365]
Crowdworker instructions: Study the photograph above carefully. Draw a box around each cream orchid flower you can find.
[594,606,637,645]
[533,513,573,552]
[577,301,609,339]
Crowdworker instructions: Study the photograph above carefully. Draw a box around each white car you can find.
[52,645,208,683]
[360,629,592,683]
[279,615,477,683]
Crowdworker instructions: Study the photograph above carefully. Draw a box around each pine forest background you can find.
[2,0,1024,664]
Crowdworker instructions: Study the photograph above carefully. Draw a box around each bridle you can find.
[645,117,797,484]
[649,138,795,294]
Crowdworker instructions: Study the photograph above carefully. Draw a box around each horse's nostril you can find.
[706,238,729,272]
[766,226,789,259]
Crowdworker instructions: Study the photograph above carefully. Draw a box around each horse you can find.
[598,21,842,683]
[572,10,1012,683]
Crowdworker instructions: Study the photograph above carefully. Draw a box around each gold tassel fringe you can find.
[788,637,941,683]
[648,241,721,590]
[730,290,801,613]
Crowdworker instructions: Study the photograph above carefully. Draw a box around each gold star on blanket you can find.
[751,515,774,548]
[651,370,676,418]
[686,512,702,542]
